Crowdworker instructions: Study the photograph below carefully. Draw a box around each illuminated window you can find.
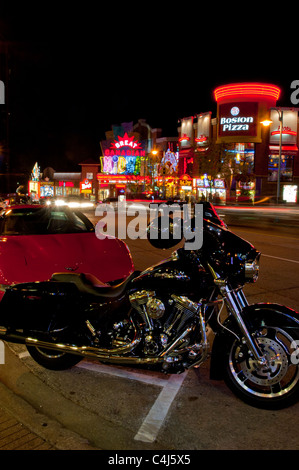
[268,155,293,182]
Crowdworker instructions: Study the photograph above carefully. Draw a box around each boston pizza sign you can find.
[218,102,258,137]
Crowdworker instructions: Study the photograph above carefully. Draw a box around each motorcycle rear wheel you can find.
[26,346,82,370]
[223,324,299,409]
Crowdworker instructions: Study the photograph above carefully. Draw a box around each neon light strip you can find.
[179,134,190,142]
[214,83,281,102]
[271,130,297,136]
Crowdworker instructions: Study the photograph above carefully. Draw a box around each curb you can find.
[0,380,98,450]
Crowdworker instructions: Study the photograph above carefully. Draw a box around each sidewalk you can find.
[0,405,56,450]
[0,345,98,451]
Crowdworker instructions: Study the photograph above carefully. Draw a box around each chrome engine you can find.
[129,290,207,368]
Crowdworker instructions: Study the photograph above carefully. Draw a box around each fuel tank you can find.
[130,248,211,298]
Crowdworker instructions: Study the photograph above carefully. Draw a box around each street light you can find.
[272,108,283,204]
[261,108,283,203]
[151,149,158,191]
[260,119,273,127]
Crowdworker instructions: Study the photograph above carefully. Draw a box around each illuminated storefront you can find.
[213,82,298,202]
[178,113,213,201]
[98,132,150,198]
[156,147,179,198]
[193,176,226,203]
[28,162,41,201]
[267,108,299,202]
[28,163,81,201]
[177,83,299,203]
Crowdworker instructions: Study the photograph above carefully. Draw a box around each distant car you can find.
[97,197,121,209]
[44,196,95,210]
[96,196,168,215]
[0,205,134,297]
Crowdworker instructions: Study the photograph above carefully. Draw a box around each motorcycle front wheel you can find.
[223,324,299,409]
[26,345,82,370]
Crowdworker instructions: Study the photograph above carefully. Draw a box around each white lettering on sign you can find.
[81,179,92,190]
[220,116,254,131]
[218,103,257,137]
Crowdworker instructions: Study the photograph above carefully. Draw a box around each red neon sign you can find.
[271,130,297,136]
[80,179,92,191]
[97,174,150,183]
[111,132,142,150]
[195,135,208,142]
[59,181,74,187]
[179,134,191,142]
[214,83,281,102]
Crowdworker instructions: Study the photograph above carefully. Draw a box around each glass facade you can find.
[268,154,294,182]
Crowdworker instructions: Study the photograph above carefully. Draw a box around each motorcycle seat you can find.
[50,271,137,298]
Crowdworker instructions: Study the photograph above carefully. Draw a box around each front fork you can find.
[215,280,268,367]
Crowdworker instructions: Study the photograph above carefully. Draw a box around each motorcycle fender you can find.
[210,302,299,381]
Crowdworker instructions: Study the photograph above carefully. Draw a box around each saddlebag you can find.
[0,281,80,331]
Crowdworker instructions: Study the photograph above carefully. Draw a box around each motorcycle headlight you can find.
[244,253,260,282]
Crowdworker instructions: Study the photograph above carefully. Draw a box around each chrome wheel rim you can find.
[229,327,299,399]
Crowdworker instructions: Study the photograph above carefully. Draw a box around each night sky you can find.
[0,4,296,176]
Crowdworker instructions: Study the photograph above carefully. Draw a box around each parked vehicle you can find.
[0,204,134,296]
[0,203,298,409]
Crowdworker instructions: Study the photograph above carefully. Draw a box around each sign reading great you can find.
[218,102,258,137]
[100,133,145,175]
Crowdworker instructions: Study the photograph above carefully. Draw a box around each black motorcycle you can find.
[0,202,299,409]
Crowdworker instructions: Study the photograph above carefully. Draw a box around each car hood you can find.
[0,233,134,285]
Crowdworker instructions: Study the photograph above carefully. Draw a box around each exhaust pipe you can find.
[0,327,163,366]
[25,336,165,366]
[0,323,196,367]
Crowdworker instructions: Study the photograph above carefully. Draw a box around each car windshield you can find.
[0,207,95,235]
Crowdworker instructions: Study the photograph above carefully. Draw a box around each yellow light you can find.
[260,119,273,127]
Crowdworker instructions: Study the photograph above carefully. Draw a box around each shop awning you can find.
[269,145,298,155]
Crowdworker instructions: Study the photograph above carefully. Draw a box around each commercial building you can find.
[178,82,299,203]
[96,120,178,201]
[28,164,81,201]
[28,83,299,205]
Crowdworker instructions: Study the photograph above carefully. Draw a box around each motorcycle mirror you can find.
[147,214,184,249]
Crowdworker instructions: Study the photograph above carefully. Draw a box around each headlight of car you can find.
[244,252,260,282]
[55,199,67,206]
[68,202,81,208]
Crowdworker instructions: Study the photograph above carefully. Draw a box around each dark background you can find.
[0,3,296,177]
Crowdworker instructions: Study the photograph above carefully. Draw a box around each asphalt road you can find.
[0,215,299,451]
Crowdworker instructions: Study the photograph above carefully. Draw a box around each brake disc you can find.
[244,337,289,386]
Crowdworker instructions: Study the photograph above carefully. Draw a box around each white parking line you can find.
[76,361,167,387]
[134,372,187,443]
[76,360,187,443]
[20,352,187,443]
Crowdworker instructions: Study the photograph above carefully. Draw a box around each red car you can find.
[0,204,134,297]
